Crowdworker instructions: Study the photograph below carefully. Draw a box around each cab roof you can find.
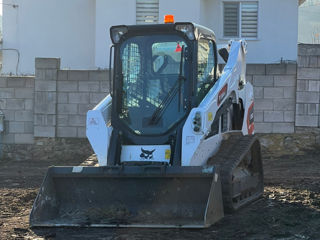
[111,22,216,42]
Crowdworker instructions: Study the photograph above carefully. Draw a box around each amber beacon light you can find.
[164,15,174,24]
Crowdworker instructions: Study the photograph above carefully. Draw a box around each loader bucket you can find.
[30,166,224,228]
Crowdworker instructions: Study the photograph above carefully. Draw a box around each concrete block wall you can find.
[0,58,109,149]
[1,48,320,160]
[34,58,110,138]
[56,70,109,138]
[34,58,59,138]
[0,76,35,144]
[247,64,297,133]
[0,61,303,145]
[296,44,320,128]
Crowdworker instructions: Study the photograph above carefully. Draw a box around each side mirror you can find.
[218,48,229,63]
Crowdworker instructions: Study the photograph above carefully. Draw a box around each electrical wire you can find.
[0,3,18,8]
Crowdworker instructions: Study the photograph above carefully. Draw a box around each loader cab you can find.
[109,22,218,165]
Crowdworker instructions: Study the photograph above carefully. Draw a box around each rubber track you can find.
[207,133,263,212]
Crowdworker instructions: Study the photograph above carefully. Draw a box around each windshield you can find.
[118,34,190,135]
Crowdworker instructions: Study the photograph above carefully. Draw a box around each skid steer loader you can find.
[30,16,263,228]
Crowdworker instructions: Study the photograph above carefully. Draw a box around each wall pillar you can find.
[34,58,60,137]
[295,44,320,128]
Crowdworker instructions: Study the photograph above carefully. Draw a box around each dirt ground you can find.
[0,136,320,240]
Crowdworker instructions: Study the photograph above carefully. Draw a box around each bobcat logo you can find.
[89,117,98,125]
[140,148,155,160]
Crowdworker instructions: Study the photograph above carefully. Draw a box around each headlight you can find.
[175,23,195,40]
[110,26,128,44]
[192,111,202,132]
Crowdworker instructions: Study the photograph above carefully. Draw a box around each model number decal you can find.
[247,102,254,135]
[218,84,228,106]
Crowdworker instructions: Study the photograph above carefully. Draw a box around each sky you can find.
[299,0,320,43]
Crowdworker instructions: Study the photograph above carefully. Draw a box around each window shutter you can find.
[224,2,239,37]
[136,0,159,24]
[241,2,258,38]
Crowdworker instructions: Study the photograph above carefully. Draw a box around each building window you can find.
[223,2,258,39]
[136,0,159,24]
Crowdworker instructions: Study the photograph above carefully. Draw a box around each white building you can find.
[1,0,301,75]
